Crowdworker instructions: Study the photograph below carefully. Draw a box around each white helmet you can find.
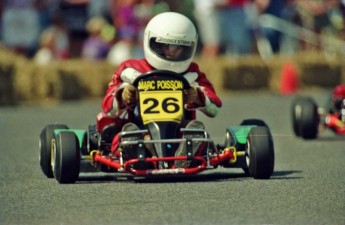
[143,12,198,73]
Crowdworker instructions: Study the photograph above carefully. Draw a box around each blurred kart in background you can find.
[291,85,345,139]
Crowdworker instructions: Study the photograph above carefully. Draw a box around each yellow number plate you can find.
[139,90,183,124]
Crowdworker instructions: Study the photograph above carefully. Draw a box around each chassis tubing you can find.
[324,114,345,135]
[92,149,235,176]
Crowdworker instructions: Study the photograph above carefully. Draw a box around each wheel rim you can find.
[51,139,56,175]
[225,131,231,146]
[245,140,251,167]
[38,139,42,163]
[294,104,302,123]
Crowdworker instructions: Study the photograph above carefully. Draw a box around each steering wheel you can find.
[132,70,191,89]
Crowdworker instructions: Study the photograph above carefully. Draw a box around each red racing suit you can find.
[324,113,345,135]
[96,58,222,153]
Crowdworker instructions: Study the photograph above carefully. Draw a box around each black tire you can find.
[240,118,271,175]
[240,119,269,128]
[292,97,319,139]
[52,131,80,184]
[291,97,311,136]
[39,124,68,178]
[300,98,319,139]
[246,127,274,179]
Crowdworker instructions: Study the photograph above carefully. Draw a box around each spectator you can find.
[34,11,70,65]
[59,0,89,57]
[87,0,112,19]
[253,0,300,55]
[297,0,344,52]
[107,0,140,65]
[35,0,61,33]
[297,0,340,33]
[1,0,40,57]
[81,17,112,60]
[216,0,254,56]
[193,0,221,58]
[133,0,169,56]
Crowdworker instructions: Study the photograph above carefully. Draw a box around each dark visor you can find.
[149,38,194,61]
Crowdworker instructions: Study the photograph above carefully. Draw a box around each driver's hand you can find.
[183,87,201,105]
[121,84,137,105]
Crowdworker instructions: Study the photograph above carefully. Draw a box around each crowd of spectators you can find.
[0,0,345,65]
[194,0,345,59]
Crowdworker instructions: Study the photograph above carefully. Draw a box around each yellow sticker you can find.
[139,90,183,124]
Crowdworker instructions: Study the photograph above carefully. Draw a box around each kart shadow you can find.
[77,173,130,183]
[137,170,303,183]
[315,136,345,141]
[136,172,248,183]
[76,172,247,184]
[77,169,302,184]
[270,170,303,180]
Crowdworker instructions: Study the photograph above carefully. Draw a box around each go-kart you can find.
[291,96,345,139]
[39,70,275,184]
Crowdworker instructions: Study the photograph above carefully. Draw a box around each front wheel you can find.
[52,131,80,184]
[240,119,269,128]
[39,124,68,178]
[246,127,274,179]
[240,118,270,175]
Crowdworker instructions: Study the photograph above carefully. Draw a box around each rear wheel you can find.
[291,97,311,136]
[39,124,68,178]
[52,131,80,184]
[246,127,274,179]
[291,97,319,139]
[300,98,319,139]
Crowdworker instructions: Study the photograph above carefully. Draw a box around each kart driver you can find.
[321,84,345,134]
[331,84,345,117]
[325,84,345,133]
[96,12,222,168]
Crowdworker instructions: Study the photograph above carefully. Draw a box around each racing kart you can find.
[291,96,345,139]
[39,70,275,184]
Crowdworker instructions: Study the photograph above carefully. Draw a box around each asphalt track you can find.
[1,90,344,225]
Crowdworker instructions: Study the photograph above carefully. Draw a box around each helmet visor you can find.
[149,37,195,62]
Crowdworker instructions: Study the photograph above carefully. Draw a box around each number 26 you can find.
[143,97,180,114]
